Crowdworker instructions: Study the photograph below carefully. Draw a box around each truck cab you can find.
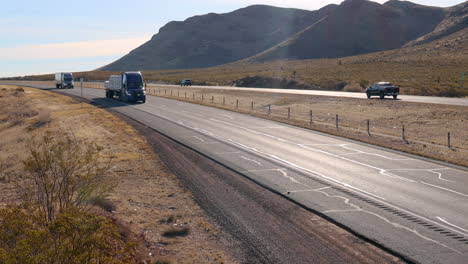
[105,72,146,103]
[55,72,74,89]
[121,72,146,103]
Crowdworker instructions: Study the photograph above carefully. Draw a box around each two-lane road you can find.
[13,84,468,263]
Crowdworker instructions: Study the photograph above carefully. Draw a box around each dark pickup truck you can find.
[366,82,400,99]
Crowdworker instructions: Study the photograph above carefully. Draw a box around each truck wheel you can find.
[393,95,398,100]
[379,92,385,99]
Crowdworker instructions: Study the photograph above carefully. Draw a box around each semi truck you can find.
[55,72,74,89]
[104,72,146,103]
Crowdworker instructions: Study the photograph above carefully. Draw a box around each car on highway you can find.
[366,82,399,99]
[180,79,192,86]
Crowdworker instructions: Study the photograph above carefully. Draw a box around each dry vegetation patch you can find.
[0,85,234,263]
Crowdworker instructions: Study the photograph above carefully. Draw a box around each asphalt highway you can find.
[152,84,468,106]
[16,84,468,263]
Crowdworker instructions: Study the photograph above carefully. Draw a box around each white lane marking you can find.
[317,189,462,254]
[429,169,455,183]
[385,168,455,183]
[211,118,416,183]
[437,217,468,234]
[115,102,468,239]
[277,169,309,187]
[421,182,468,198]
[192,136,206,142]
[339,144,415,161]
[242,168,285,173]
[240,156,262,166]
[185,121,468,238]
[315,186,332,192]
[219,114,234,119]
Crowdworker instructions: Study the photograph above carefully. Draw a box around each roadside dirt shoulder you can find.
[0,85,235,263]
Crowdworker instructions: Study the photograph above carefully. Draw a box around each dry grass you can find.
[0,85,235,264]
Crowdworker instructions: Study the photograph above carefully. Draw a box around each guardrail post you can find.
[288,107,291,119]
[448,132,451,148]
[336,114,339,129]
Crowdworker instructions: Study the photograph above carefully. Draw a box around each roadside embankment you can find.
[0,85,235,263]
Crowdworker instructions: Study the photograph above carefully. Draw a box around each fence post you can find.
[236,99,239,108]
[185,91,187,98]
[288,107,291,119]
[223,96,225,105]
[268,104,271,115]
[367,120,370,136]
[251,101,254,110]
[448,132,451,148]
[402,124,406,141]
[310,110,313,124]
[336,114,339,129]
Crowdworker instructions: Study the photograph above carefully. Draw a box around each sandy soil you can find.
[0,85,235,264]
[148,86,468,167]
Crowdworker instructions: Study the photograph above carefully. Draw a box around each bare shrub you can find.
[0,206,136,263]
[344,81,364,92]
[20,132,115,222]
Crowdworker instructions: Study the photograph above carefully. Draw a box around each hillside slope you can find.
[405,1,468,47]
[246,0,446,62]
[100,5,336,71]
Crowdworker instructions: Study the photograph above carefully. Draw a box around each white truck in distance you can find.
[104,72,146,103]
[54,72,74,89]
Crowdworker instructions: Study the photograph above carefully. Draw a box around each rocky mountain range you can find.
[100,0,467,71]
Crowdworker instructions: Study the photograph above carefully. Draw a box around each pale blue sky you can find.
[0,0,464,77]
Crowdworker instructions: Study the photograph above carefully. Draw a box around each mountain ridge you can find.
[100,0,466,71]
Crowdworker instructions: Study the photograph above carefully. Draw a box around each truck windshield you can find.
[126,74,144,90]
[64,74,72,82]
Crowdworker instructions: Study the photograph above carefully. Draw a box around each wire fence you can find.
[3,81,466,151]
[146,87,467,151]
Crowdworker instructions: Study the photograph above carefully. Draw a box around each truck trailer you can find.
[54,72,74,89]
[104,72,146,103]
